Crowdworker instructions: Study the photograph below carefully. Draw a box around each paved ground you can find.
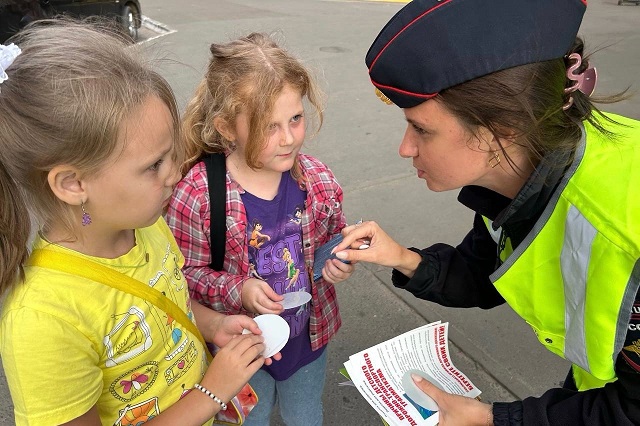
[0,0,638,425]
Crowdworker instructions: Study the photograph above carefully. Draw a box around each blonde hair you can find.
[0,19,180,294]
[181,32,324,179]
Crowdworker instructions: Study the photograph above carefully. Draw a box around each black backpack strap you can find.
[202,153,227,271]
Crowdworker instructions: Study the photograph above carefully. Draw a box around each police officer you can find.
[334,0,640,424]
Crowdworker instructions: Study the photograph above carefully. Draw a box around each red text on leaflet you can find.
[362,353,418,425]
[436,326,474,392]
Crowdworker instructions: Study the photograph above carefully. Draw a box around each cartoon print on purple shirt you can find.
[249,219,271,249]
[248,218,310,337]
[282,247,300,289]
[249,261,264,280]
[287,204,303,227]
[243,173,312,345]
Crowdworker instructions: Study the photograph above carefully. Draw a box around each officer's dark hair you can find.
[436,37,630,173]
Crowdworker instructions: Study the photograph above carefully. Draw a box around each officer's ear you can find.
[474,126,519,152]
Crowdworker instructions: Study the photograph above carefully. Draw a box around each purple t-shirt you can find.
[242,171,324,380]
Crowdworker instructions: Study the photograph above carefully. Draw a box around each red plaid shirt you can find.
[166,153,345,350]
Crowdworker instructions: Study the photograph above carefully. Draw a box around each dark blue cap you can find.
[366,0,587,108]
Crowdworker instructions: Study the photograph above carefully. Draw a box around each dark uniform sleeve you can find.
[393,211,640,425]
[391,213,505,309]
[492,295,640,426]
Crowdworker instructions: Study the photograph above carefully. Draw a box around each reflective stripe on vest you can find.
[485,114,640,390]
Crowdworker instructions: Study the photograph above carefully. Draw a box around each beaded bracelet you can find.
[194,383,228,411]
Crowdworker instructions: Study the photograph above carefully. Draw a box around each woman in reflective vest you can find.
[333,0,640,425]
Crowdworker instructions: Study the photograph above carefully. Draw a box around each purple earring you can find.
[81,201,92,226]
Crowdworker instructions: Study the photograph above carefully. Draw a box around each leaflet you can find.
[342,322,481,426]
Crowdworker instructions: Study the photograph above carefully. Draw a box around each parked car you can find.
[0,0,142,43]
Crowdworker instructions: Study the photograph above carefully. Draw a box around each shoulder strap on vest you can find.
[202,153,226,271]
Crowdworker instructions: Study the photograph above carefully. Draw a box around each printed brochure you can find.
[340,322,481,426]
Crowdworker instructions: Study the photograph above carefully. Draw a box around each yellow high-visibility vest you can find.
[484,114,640,390]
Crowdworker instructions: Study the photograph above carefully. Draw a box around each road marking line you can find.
[138,16,177,44]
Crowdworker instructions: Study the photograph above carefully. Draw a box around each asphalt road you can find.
[1,0,639,425]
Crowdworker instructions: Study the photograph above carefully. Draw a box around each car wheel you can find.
[122,4,140,41]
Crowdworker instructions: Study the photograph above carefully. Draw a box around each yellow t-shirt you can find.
[0,218,209,425]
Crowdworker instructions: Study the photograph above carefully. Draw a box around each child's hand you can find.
[200,333,266,404]
[211,314,261,347]
[212,314,282,365]
[321,258,355,284]
[242,278,284,315]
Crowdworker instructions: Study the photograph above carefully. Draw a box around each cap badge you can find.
[375,88,393,105]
